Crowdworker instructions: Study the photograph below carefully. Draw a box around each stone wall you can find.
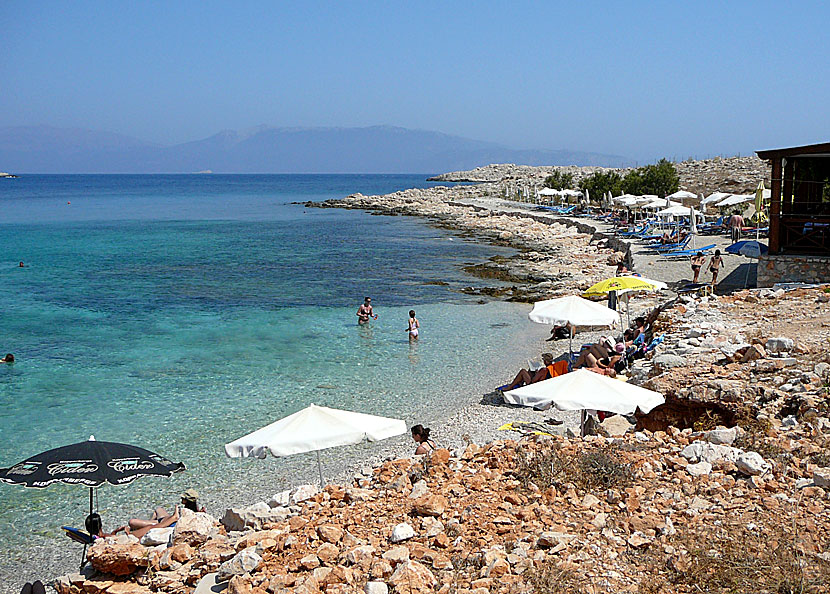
[756,254,830,287]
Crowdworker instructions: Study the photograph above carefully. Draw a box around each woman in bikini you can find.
[708,249,723,286]
[356,297,377,324]
[411,424,436,455]
[407,310,420,341]
[690,252,705,284]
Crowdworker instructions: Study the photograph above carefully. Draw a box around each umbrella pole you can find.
[316,450,324,487]
[580,410,586,437]
[89,487,93,516]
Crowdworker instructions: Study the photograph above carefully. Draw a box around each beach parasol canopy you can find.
[658,205,702,217]
[666,190,698,201]
[503,369,665,415]
[0,436,185,516]
[528,295,619,327]
[224,404,406,484]
[726,240,768,259]
[582,276,664,298]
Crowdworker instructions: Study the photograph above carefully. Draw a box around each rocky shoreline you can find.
[307,187,626,303]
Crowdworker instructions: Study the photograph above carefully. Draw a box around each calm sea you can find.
[0,175,543,577]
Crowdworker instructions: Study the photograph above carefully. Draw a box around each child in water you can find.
[407,310,420,341]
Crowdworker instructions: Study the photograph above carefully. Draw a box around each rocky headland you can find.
[429,156,770,195]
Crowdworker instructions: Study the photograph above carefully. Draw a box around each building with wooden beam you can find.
[755,142,830,286]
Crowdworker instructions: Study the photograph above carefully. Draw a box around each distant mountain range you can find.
[0,124,631,173]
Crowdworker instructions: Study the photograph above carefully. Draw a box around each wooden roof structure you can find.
[756,142,830,255]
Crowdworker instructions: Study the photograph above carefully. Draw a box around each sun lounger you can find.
[660,244,716,258]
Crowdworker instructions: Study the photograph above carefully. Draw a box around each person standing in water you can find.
[356,297,377,324]
[407,310,420,341]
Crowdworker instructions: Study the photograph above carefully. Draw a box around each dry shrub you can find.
[515,444,631,492]
[663,516,830,593]
[527,562,587,594]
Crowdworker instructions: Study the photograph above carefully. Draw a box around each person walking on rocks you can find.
[708,250,723,287]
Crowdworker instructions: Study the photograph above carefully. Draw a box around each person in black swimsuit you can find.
[411,424,436,455]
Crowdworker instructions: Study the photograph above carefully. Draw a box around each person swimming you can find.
[356,297,377,324]
[407,310,420,340]
[1,354,14,363]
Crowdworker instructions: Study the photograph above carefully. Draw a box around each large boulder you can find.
[173,510,218,546]
[87,540,150,576]
[813,468,830,488]
[221,506,289,532]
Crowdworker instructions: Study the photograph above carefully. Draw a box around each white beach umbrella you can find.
[658,205,702,217]
[503,369,665,433]
[528,295,618,354]
[225,404,407,484]
[666,190,697,201]
[503,369,664,414]
[688,205,698,247]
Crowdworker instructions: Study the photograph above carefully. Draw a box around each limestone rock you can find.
[364,582,388,594]
[317,524,344,544]
[408,479,429,499]
[390,523,416,543]
[411,494,446,517]
[173,510,217,546]
[681,442,740,464]
[735,452,770,476]
[686,461,713,477]
[813,468,830,488]
[600,415,633,436]
[765,337,794,353]
[388,560,437,593]
[705,427,738,445]
[653,354,686,371]
[87,541,149,576]
[140,526,174,547]
[217,548,262,581]
[221,506,288,532]
[292,484,320,504]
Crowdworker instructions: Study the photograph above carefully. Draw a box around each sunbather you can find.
[504,353,568,390]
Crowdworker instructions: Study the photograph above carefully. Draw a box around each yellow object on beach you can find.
[497,421,554,436]
[582,276,662,298]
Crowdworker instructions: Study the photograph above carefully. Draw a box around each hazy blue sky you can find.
[3,1,828,161]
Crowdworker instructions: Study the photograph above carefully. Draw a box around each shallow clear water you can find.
[0,175,543,572]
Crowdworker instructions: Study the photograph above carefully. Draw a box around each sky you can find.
[2,0,829,162]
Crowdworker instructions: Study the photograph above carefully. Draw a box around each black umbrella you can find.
[0,436,185,515]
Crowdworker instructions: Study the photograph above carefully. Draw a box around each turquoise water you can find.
[0,175,543,576]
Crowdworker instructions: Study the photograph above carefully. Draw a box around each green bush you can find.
[543,170,574,190]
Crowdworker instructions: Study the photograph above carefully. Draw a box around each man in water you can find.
[356,297,377,324]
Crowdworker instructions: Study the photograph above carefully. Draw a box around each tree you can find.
[579,170,623,201]
[543,170,574,190]
[622,159,679,197]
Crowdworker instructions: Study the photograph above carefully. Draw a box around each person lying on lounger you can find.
[504,353,568,390]
[83,507,179,540]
